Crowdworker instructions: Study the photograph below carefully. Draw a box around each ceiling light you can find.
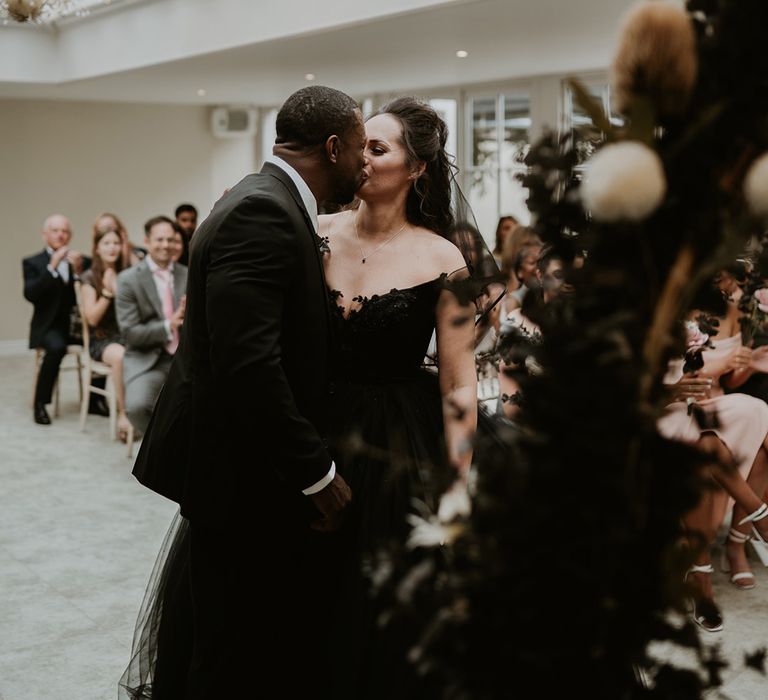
[197,88,207,97]
[305,73,316,81]
[456,50,469,58]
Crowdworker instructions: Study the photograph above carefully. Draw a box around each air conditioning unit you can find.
[211,106,258,138]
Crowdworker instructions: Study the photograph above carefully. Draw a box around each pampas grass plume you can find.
[582,142,666,222]
[612,1,698,118]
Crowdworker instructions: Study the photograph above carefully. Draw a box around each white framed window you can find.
[428,98,458,165]
[464,91,532,247]
[562,78,624,167]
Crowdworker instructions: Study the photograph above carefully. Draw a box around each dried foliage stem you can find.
[641,245,695,403]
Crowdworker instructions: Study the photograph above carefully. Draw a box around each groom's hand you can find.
[309,473,352,533]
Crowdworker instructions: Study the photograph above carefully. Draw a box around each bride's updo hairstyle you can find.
[374,97,455,235]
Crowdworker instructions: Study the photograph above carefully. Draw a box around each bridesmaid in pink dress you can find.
[659,276,768,631]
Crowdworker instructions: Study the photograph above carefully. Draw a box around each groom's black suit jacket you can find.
[132,163,334,526]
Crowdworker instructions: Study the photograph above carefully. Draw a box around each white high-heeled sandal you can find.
[738,503,768,567]
[685,564,724,633]
[721,528,757,589]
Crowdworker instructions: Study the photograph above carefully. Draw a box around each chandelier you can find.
[0,0,101,24]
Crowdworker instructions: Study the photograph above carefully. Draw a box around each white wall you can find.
[0,99,255,342]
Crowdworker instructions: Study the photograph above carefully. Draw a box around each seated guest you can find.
[170,225,185,264]
[23,214,89,425]
[94,212,145,266]
[498,246,569,421]
[174,203,198,266]
[116,216,187,435]
[498,225,541,320]
[660,316,768,631]
[504,241,542,313]
[79,227,133,442]
[492,215,519,263]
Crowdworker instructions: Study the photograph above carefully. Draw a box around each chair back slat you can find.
[73,281,92,358]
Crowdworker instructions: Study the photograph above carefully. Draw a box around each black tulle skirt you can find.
[119,512,192,699]
[324,371,453,698]
[120,370,459,699]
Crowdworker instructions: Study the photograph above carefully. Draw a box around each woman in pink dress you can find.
[659,276,768,631]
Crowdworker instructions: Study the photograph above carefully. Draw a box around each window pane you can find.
[501,94,531,168]
[429,98,458,162]
[567,83,627,165]
[467,167,498,247]
[570,84,606,165]
[500,168,531,226]
[471,97,498,169]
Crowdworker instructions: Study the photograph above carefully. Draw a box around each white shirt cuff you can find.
[302,462,335,495]
[47,265,59,278]
[163,319,172,340]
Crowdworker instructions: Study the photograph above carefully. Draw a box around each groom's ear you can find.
[325,135,341,164]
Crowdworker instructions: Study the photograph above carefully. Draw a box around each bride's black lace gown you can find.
[324,277,456,697]
[120,276,463,699]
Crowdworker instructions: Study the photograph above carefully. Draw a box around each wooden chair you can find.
[32,345,83,417]
[74,282,134,454]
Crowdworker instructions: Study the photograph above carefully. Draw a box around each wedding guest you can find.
[492,215,518,262]
[662,337,768,631]
[659,279,768,631]
[170,225,185,264]
[503,241,543,314]
[23,214,89,425]
[79,227,133,442]
[94,212,145,267]
[174,203,198,266]
[116,216,187,434]
[720,264,768,403]
[498,225,541,320]
[498,246,568,421]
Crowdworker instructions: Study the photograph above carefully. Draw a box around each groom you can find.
[132,86,366,698]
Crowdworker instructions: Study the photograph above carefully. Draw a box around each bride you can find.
[120,97,500,699]
[319,98,497,697]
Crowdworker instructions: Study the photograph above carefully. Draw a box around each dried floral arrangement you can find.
[375,2,768,697]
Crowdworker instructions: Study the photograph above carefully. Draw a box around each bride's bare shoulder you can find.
[413,226,467,272]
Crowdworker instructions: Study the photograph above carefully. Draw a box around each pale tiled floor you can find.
[0,353,766,699]
[0,355,176,700]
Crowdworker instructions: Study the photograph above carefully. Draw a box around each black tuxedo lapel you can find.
[260,162,332,330]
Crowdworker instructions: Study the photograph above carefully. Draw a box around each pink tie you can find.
[155,268,179,355]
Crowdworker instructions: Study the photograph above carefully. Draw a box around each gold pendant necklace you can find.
[353,212,408,264]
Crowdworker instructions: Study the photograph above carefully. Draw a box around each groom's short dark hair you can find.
[276,86,360,148]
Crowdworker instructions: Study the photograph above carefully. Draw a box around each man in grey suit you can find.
[116,215,187,434]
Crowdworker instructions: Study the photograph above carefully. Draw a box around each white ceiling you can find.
[0,0,638,106]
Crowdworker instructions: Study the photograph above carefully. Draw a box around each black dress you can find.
[120,275,461,699]
[325,277,455,698]
[79,270,123,361]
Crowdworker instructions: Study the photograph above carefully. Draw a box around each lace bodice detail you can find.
[327,276,445,382]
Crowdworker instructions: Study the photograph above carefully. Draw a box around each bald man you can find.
[23,215,90,424]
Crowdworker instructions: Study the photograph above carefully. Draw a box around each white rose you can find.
[582,142,667,222]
